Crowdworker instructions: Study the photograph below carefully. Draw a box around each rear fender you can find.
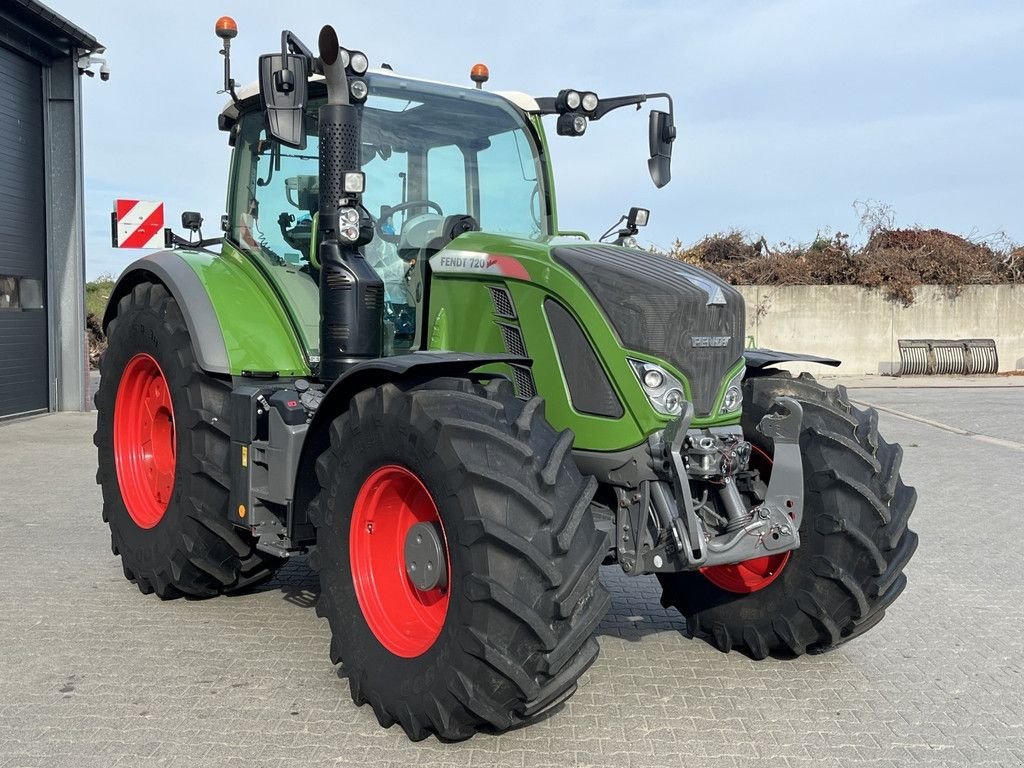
[103,251,231,374]
[103,249,309,377]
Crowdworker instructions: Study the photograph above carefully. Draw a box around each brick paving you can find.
[1,386,1022,767]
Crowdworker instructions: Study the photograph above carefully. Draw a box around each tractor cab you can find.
[220,73,550,355]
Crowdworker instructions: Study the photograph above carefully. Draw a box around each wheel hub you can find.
[349,465,450,658]
[404,521,447,592]
[113,353,176,529]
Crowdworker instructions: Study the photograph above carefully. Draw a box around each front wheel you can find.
[659,370,918,658]
[309,378,610,740]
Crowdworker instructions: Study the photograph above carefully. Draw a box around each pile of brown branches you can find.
[664,225,1021,306]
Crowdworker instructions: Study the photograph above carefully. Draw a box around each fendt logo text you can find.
[690,335,731,348]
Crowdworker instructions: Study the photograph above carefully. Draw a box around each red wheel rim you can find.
[700,444,791,593]
[349,465,450,658]
[113,353,176,529]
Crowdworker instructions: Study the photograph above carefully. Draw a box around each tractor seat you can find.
[397,213,480,263]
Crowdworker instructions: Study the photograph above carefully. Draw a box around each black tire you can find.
[659,370,918,659]
[94,282,283,598]
[309,377,610,741]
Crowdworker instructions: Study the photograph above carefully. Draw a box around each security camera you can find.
[77,53,110,82]
[94,45,106,55]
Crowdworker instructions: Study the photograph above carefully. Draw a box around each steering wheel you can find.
[376,199,444,243]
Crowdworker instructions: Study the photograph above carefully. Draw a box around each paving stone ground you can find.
[1,383,1022,767]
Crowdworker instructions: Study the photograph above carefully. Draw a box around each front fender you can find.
[289,352,528,544]
[745,348,841,372]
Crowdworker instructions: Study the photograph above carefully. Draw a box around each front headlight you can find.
[629,359,688,417]
[720,369,744,414]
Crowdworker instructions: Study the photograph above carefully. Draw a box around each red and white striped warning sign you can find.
[113,199,164,249]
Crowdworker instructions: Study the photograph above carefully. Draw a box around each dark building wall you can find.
[0,1,98,416]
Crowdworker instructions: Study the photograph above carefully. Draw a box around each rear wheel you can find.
[95,282,283,598]
[309,378,610,740]
[659,371,918,658]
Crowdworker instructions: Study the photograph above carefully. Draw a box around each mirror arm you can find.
[280,30,315,70]
[163,229,224,251]
[592,92,674,122]
[591,94,646,119]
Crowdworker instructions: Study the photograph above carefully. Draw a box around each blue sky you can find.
[48,0,1024,280]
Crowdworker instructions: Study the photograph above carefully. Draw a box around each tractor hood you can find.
[549,244,745,416]
[428,234,745,418]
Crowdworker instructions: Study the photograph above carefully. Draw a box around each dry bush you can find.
[857,228,1011,304]
[87,313,106,369]
[660,214,1021,305]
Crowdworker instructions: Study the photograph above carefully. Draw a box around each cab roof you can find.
[219,69,540,123]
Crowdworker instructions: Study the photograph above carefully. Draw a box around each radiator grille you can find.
[325,271,353,290]
[364,285,383,310]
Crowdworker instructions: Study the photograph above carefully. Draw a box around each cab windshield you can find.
[230,73,548,354]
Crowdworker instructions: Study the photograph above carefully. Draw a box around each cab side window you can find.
[478,129,542,236]
[244,138,321,265]
[426,144,468,216]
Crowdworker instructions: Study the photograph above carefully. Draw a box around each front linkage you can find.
[612,397,805,577]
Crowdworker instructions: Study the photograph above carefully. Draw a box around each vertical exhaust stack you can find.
[316,25,384,381]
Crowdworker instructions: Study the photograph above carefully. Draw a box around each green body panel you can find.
[177,244,311,377]
[425,231,742,452]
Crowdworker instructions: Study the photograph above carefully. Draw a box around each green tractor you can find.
[95,20,918,740]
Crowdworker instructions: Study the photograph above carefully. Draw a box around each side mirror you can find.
[258,53,308,149]
[647,110,676,188]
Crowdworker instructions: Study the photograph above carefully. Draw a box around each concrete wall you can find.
[739,285,1024,375]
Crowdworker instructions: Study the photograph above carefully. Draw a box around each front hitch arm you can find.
[700,396,805,566]
[646,396,805,572]
[755,396,805,532]
[663,401,706,564]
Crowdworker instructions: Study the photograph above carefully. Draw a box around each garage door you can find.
[0,45,48,418]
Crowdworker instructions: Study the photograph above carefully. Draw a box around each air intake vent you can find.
[488,285,516,319]
[326,326,350,341]
[325,271,353,290]
[496,319,534,399]
[364,285,383,310]
[498,323,527,358]
[545,299,624,418]
[511,364,536,399]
